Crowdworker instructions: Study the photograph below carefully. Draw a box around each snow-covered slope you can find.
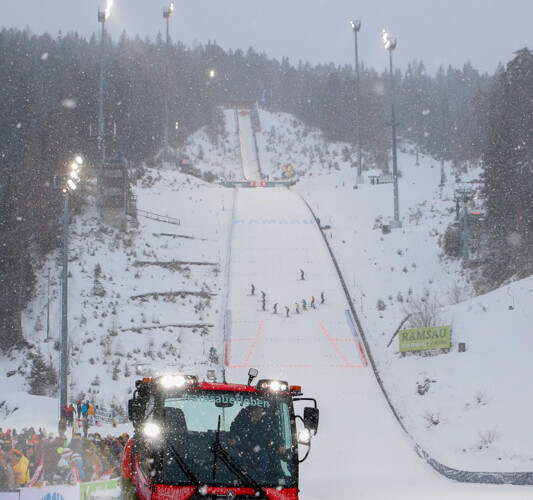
[2,107,532,497]
[293,145,533,473]
[6,169,232,432]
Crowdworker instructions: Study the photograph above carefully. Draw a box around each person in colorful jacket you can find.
[10,449,30,486]
[87,404,95,425]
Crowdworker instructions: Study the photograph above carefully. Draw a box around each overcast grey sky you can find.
[1,1,531,75]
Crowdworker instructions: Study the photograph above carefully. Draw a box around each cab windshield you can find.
[158,390,297,488]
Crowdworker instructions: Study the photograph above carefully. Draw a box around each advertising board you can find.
[399,326,451,352]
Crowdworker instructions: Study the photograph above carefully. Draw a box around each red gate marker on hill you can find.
[318,320,365,368]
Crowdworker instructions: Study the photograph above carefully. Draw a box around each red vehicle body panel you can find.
[197,381,265,393]
[152,484,298,500]
[122,449,300,500]
[121,438,135,481]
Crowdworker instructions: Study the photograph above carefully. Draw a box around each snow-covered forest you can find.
[1,29,531,354]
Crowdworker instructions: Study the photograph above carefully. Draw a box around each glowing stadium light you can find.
[382,29,397,51]
[105,0,113,19]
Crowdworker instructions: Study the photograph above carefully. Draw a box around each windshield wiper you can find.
[211,416,263,492]
[212,417,221,480]
[168,441,201,487]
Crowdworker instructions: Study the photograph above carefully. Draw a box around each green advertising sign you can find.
[399,326,451,352]
[80,478,120,500]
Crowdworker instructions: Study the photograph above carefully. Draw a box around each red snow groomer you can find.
[121,369,319,499]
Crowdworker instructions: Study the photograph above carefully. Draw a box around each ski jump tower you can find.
[97,156,131,230]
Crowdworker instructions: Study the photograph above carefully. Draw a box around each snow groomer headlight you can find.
[143,422,161,439]
[298,428,312,445]
[159,374,199,389]
[256,379,289,392]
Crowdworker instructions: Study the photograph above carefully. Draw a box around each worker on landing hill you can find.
[273,303,278,314]
[311,296,316,308]
[262,299,266,311]
[300,269,305,280]
[301,299,307,311]
[295,302,300,314]
[251,284,255,296]
[320,291,325,304]
[285,306,290,317]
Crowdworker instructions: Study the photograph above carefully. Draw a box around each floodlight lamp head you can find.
[350,20,361,32]
[99,1,112,22]
[382,29,397,50]
[163,3,173,18]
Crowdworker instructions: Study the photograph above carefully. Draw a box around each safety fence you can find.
[414,445,533,485]
[219,180,293,188]
[302,197,533,486]
[135,209,181,226]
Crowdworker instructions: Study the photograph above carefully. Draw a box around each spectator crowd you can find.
[0,424,129,491]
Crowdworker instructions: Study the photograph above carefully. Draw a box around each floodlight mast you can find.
[350,20,362,182]
[162,3,174,164]
[383,29,400,227]
[97,3,112,169]
[60,156,83,424]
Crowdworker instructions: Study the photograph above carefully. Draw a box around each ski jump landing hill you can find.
[221,116,533,498]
